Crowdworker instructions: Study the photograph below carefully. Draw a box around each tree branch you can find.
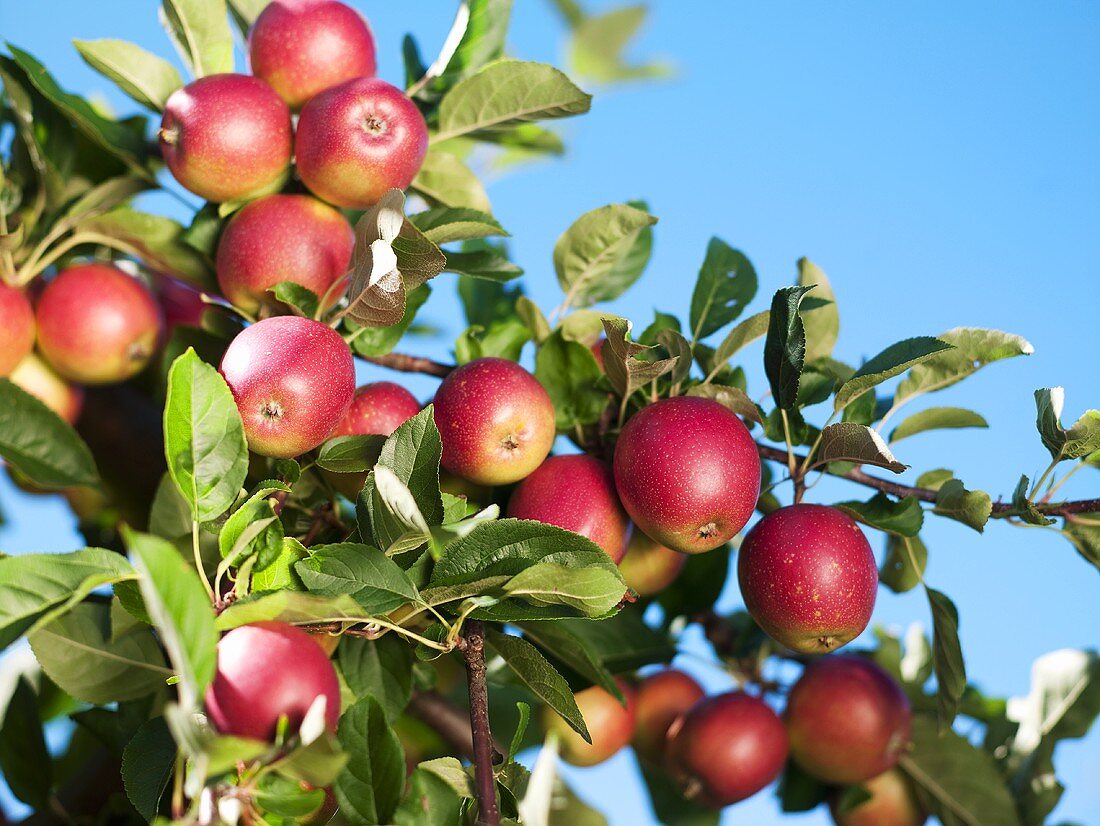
[356,351,453,377]
[406,690,500,762]
[462,620,501,826]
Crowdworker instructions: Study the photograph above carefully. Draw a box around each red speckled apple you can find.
[432,358,555,486]
[295,77,428,209]
[36,264,163,385]
[785,655,912,785]
[9,354,84,424]
[154,273,206,332]
[332,381,422,438]
[613,396,760,554]
[830,768,927,826]
[738,504,877,654]
[632,668,705,763]
[544,680,635,767]
[205,621,340,741]
[159,74,292,203]
[220,316,354,458]
[215,194,354,315]
[0,283,34,376]
[618,530,687,597]
[666,691,788,807]
[248,0,377,108]
[507,454,630,562]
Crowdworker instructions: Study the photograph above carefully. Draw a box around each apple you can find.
[432,358,555,486]
[205,621,340,741]
[295,77,428,209]
[631,668,705,763]
[220,316,354,458]
[159,74,292,203]
[154,273,207,332]
[35,263,163,385]
[613,396,760,554]
[618,530,687,597]
[738,504,878,654]
[215,194,354,315]
[830,768,927,826]
[0,282,34,376]
[544,680,635,767]
[507,454,630,562]
[332,381,422,438]
[9,354,84,424]
[785,654,912,784]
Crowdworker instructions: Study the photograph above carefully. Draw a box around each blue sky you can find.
[1,1,1098,823]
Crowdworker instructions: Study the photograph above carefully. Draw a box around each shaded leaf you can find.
[816,423,907,473]
[122,717,176,820]
[798,257,838,362]
[690,238,757,340]
[834,337,954,412]
[73,39,183,110]
[880,534,928,594]
[927,588,966,728]
[763,285,813,409]
[411,149,491,212]
[554,203,657,308]
[836,493,923,537]
[889,407,988,443]
[933,480,992,533]
[160,0,235,77]
[334,696,405,825]
[894,328,1033,405]
[0,379,98,488]
[535,331,608,429]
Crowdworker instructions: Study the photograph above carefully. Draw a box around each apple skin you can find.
[631,669,705,763]
[432,358,555,486]
[618,530,687,597]
[35,264,164,385]
[613,396,761,554]
[215,194,354,315]
[507,454,630,562]
[0,283,35,376]
[220,316,355,458]
[785,654,912,785]
[665,691,789,808]
[248,0,376,109]
[737,504,878,654]
[154,273,207,332]
[295,77,428,209]
[544,680,635,767]
[205,621,341,742]
[9,354,84,424]
[830,768,927,826]
[159,74,292,203]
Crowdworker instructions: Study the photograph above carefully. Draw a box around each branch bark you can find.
[356,351,453,377]
[462,620,500,826]
[406,690,490,761]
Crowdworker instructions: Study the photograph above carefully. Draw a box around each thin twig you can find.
[406,690,506,762]
[357,351,454,377]
[462,620,501,826]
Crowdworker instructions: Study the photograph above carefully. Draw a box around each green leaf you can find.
[160,0,235,77]
[0,379,98,488]
[1063,408,1100,460]
[888,407,988,443]
[443,248,523,282]
[164,349,248,523]
[434,60,592,143]
[798,258,838,362]
[410,149,491,213]
[1061,513,1100,572]
[409,206,506,245]
[419,0,512,96]
[122,717,176,820]
[378,407,445,526]
[250,537,309,593]
[554,203,657,308]
[567,4,672,83]
[296,543,420,614]
[709,310,770,375]
[73,39,183,110]
[880,534,928,593]
[657,329,693,387]
[523,608,675,675]
[76,206,214,286]
[394,762,467,826]
[926,588,966,728]
[215,591,364,630]
[815,423,907,473]
[684,384,763,424]
[347,284,432,358]
[763,285,813,409]
[317,435,387,475]
[334,696,406,826]
[933,479,992,533]
[226,0,267,29]
[254,773,327,818]
[535,332,607,429]
[600,317,677,399]
[271,281,319,318]
[275,730,350,792]
[0,679,52,807]
[338,635,414,723]
[1010,475,1054,527]
[515,623,620,700]
[835,493,923,537]
[690,238,758,340]
[1034,387,1100,463]
[834,337,954,413]
[657,545,732,622]
[502,562,627,617]
[775,760,830,813]
[894,328,1033,406]
[218,482,289,568]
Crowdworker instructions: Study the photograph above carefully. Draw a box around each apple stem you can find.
[462,620,502,826]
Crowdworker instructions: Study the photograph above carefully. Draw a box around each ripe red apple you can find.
[613,396,760,554]
[785,655,912,785]
[205,621,341,741]
[9,354,83,424]
[738,504,877,654]
[0,283,34,376]
[432,358,555,486]
[159,74,292,203]
[295,77,428,209]
[631,668,705,763]
[618,530,687,597]
[36,264,163,385]
[220,316,354,458]
[665,692,788,807]
[507,454,630,562]
[830,768,927,826]
[332,382,422,438]
[215,194,354,315]
[154,273,207,331]
[544,680,635,767]
[248,0,377,109]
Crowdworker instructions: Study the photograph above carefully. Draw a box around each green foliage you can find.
[334,696,406,826]
[0,379,98,488]
[73,39,183,111]
[554,202,657,309]
[690,238,757,340]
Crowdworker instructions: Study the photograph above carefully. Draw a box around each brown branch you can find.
[407,690,492,761]
[357,351,453,377]
[462,620,501,826]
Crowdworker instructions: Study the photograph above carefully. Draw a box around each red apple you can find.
[432,358,555,486]
[159,74,292,203]
[665,692,788,807]
[544,680,635,767]
[205,621,340,741]
[248,0,377,109]
[332,381,422,438]
[618,530,687,597]
[507,454,630,562]
[9,354,83,424]
[785,655,912,785]
[295,77,428,209]
[631,669,705,763]
[0,282,34,376]
[220,316,354,458]
[155,273,207,331]
[613,396,760,554]
[215,194,354,315]
[830,768,927,826]
[36,263,163,385]
[738,504,877,654]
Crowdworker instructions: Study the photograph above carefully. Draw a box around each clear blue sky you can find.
[1,1,1098,823]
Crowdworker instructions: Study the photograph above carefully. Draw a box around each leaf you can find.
[417,0,512,98]
[487,629,589,741]
[410,206,506,245]
[1034,387,1100,463]
[554,203,657,308]
[515,623,620,700]
[502,562,627,617]
[835,493,924,537]
[338,636,414,723]
[926,588,966,728]
[410,149,491,213]
[164,349,248,523]
[218,482,289,568]
[1061,514,1100,572]
[1063,408,1100,460]
[516,296,552,344]
[933,479,992,533]
[296,543,420,615]
[763,285,813,409]
[271,281,319,318]
[317,435,387,475]
[122,717,176,820]
[894,328,1034,405]
[434,60,592,143]
[709,310,770,373]
[685,384,763,424]
[215,591,364,630]
[73,39,183,110]
[444,249,524,281]
[600,317,677,399]
[160,0,235,77]
[394,761,467,826]
[690,238,758,340]
[833,337,954,412]
[76,206,214,286]
[347,284,432,358]
[334,696,406,826]
[657,329,693,387]
[1011,475,1054,527]
[815,423,907,473]
[888,407,988,443]
[227,0,267,29]
[880,534,928,593]
[0,379,99,488]
[798,257,838,362]
[534,332,607,429]
[0,679,52,807]
[378,407,445,526]
[568,5,672,83]
[522,608,675,676]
